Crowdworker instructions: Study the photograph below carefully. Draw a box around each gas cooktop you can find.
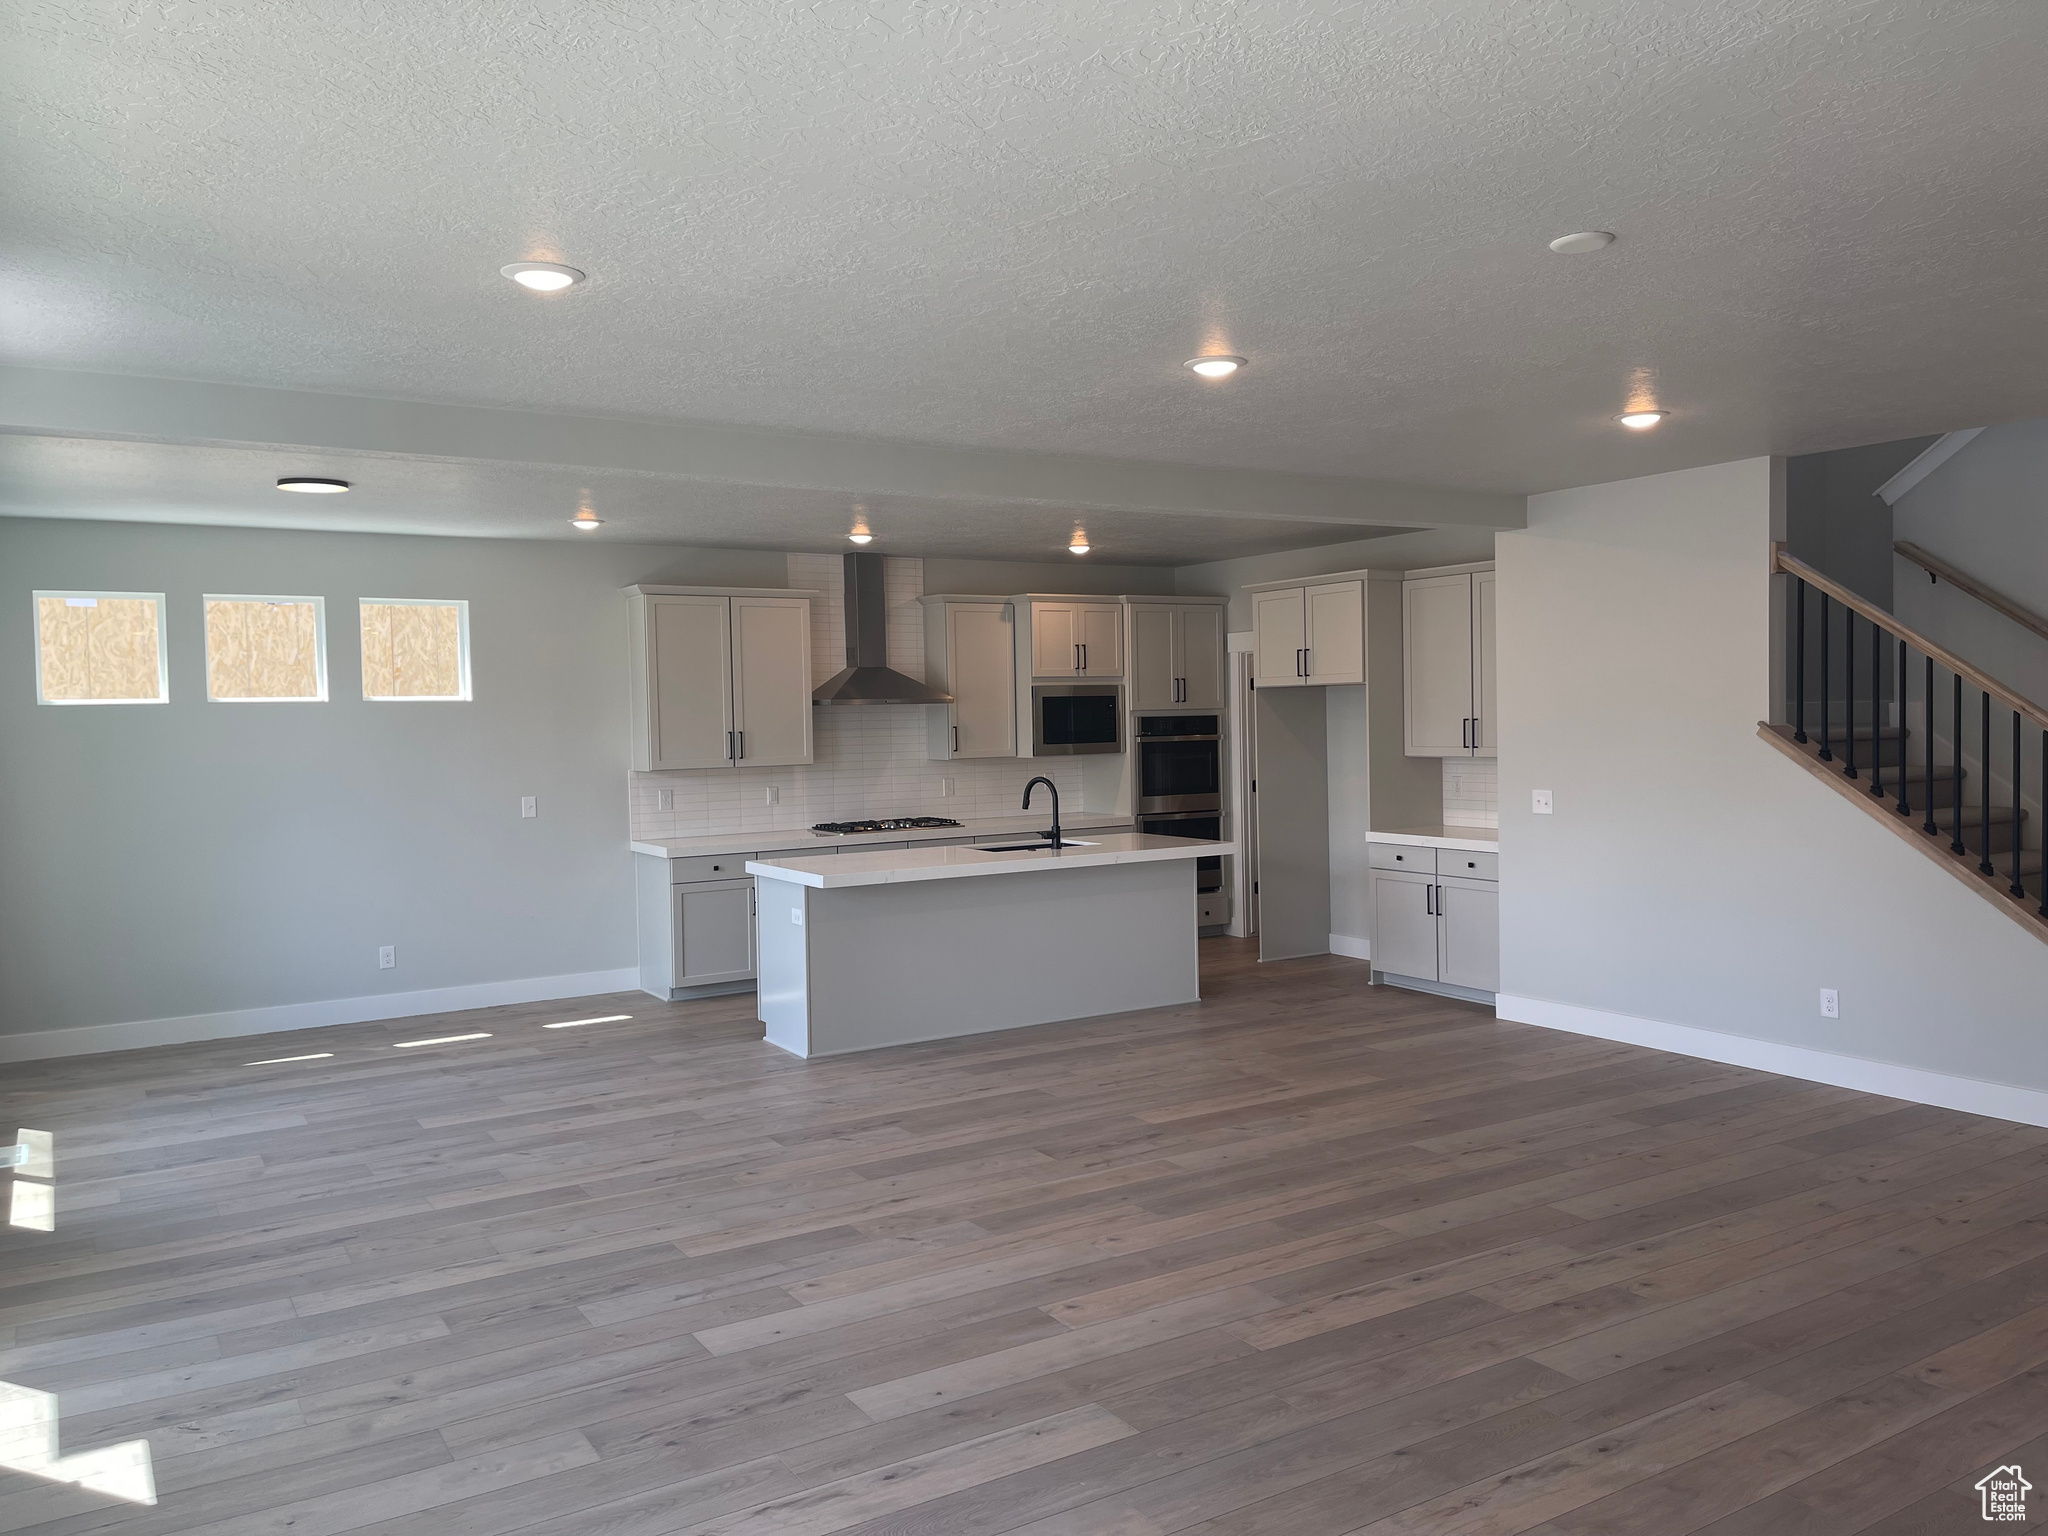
[810,817,965,836]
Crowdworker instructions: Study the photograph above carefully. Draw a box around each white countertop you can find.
[630,810,1132,861]
[1369,824,1500,852]
[748,833,1237,889]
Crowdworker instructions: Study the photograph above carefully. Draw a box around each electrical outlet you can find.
[1820,988,1839,1018]
[765,786,779,805]
[940,777,955,797]
[379,946,396,970]
[790,907,804,928]
[521,796,537,818]
[653,788,673,811]
[1532,789,1554,815]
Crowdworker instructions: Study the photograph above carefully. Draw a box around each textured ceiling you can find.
[0,433,1392,564]
[3,0,2045,500]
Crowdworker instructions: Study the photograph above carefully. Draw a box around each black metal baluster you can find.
[1844,610,1858,780]
[1922,655,1938,835]
[1870,615,1884,800]
[1896,639,1912,816]
[1819,595,1833,762]
[1951,674,1967,854]
[1980,690,1995,876]
[2013,711,2026,898]
[1793,579,1808,743]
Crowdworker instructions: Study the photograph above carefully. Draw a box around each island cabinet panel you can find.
[627,587,814,772]
[731,597,812,767]
[923,599,1016,759]
[675,879,757,986]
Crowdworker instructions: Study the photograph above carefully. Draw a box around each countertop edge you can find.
[631,811,1133,861]
[1368,826,1501,852]
[748,839,1239,889]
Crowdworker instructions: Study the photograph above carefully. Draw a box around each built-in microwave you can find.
[1031,684,1123,755]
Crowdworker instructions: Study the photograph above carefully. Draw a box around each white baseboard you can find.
[1496,994,2048,1129]
[0,967,643,1063]
[1328,934,1371,961]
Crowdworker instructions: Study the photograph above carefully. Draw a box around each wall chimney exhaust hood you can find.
[813,552,953,705]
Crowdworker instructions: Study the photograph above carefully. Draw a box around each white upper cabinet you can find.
[639,595,734,769]
[1252,588,1305,687]
[1129,600,1226,709]
[627,587,814,772]
[1026,600,1122,677]
[730,597,814,767]
[922,598,1016,759]
[1402,566,1495,757]
[1178,603,1224,708]
[1250,578,1365,687]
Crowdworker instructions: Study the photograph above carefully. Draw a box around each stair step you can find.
[1929,804,2026,827]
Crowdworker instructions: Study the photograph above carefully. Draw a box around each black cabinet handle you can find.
[952,724,959,752]
[736,730,744,760]
[1425,882,1434,916]
[725,730,735,761]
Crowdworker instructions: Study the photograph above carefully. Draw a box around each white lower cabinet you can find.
[1368,844,1498,995]
[674,879,757,987]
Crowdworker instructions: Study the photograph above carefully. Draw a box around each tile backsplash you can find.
[629,555,1085,842]
[1441,757,1498,828]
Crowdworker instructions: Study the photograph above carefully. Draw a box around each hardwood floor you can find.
[4,938,2047,1535]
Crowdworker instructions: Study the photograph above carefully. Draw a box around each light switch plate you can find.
[521,796,537,818]
[1532,789,1553,814]
[791,907,804,927]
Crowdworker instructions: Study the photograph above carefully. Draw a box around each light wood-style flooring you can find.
[4,939,2047,1535]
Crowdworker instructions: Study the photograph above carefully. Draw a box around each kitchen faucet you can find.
[1022,776,1063,848]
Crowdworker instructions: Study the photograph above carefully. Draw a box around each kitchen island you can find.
[747,833,1235,1057]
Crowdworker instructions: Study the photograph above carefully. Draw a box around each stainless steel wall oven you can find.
[1136,713,1222,892]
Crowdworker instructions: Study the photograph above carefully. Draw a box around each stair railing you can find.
[1777,545,2048,912]
[1894,541,2048,648]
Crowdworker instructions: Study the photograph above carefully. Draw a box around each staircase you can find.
[1764,546,2048,943]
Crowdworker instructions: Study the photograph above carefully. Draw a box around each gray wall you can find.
[1783,434,1935,610]
[922,556,1172,598]
[1497,458,2048,1094]
[1893,419,2048,722]
[0,518,757,1039]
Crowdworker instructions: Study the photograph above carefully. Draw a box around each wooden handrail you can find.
[1894,541,2048,648]
[1774,545,2048,735]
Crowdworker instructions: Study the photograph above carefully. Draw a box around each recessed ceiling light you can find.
[277,477,349,494]
[571,506,602,530]
[1184,355,1245,379]
[1617,409,1668,430]
[501,261,585,293]
[848,530,873,544]
[1069,535,1091,555]
[1549,231,1616,254]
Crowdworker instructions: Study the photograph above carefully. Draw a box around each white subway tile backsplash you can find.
[629,554,1087,841]
[1441,757,1498,828]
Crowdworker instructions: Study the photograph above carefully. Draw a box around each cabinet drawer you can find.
[1440,850,1498,881]
[1368,843,1436,874]
[670,854,753,883]
[1196,892,1230,927]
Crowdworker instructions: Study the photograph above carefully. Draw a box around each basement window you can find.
[204,596,327,701]
[360,598,471,701]
[33,591,169,704]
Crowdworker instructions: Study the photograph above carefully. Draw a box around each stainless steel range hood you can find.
[813,552,953,705]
